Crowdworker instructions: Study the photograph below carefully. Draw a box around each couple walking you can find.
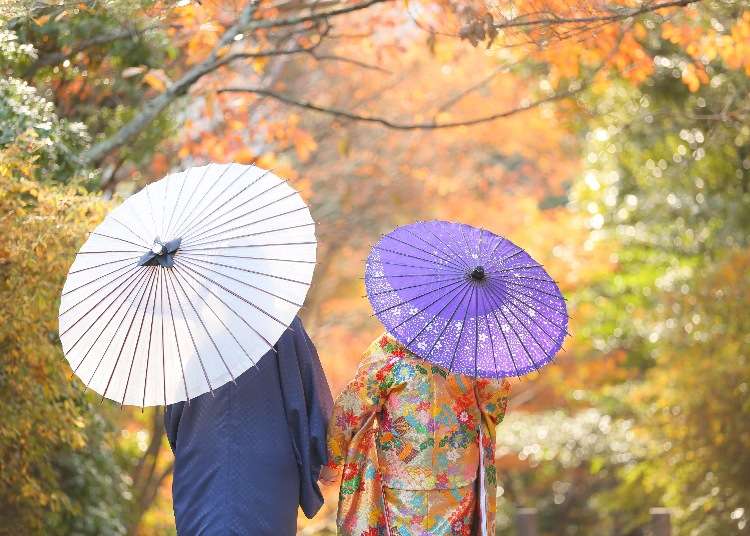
[58,164,567,535]
[164,219,566,535]
[166,323,510,536]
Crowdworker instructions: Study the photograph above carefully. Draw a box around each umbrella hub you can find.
[470,265,486,282]
[138,237,182,268]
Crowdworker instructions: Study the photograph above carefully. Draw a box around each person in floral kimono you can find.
[321,333,511,536]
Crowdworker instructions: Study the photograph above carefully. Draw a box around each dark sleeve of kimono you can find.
[275,316,334,519]
[164,403,182,452]
[163,316,333,522]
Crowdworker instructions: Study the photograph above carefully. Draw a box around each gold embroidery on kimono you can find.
[327,334,511,536]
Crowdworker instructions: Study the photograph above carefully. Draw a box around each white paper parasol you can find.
[59,163,316,407]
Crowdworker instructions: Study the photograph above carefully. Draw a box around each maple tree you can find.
[2,0,749,534]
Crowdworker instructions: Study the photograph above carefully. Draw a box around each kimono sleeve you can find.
[164,402,184,452]
[476,378,511,426]
[276,317,334,519]
[326,335,401,471]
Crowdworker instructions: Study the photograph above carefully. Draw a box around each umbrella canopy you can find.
[364,220,568,379]
[59,163,316,406]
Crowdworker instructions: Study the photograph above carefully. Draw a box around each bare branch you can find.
[80,1,262,167]
[436,65,508,113]
[78,0,386,168]
[493,0,702,31]
[217,84,582,130]
[219,20,629,131]
[220,41,325,64]
[310,52,391,73]
[251,0,390,30]
[76,0,657,168]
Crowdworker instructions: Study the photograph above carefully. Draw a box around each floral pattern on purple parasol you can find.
[364,220,569,379]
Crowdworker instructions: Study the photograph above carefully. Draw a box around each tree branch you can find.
[310,52,391,73]
[219,21,629,131]
[79,0,386,169]
[80,1,261,167]
[493,0,702,31]
[217,83,582,130]
[221,22,330,65]
[251,0,390,30]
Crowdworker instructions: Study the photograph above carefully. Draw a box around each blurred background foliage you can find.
[1,1,748,535]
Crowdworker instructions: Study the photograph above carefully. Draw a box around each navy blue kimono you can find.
[164,317,333,535]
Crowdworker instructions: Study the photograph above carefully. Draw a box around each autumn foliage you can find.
[1,0,749,534]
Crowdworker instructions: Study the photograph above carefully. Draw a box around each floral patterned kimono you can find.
[327,334,511,536]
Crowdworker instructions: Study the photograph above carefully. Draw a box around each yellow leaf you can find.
[337,137,350,157]
[143,70,170,92]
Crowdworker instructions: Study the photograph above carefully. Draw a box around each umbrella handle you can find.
[473,382,489,536]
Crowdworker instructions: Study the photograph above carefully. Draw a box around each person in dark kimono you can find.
[164,316,332,535]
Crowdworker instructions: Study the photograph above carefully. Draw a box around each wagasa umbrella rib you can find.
[364,274,466,298]
[141,267,159,408]
[174,264,277,354]
[369,277,467,318]
[164,169,190,240]
[62,262,138,299]
[165,270,215,398]
[480,281,523,378]
[181,181,294,244]
[177,260,291,332]
[175,165,272,239]
[172,266,255,364]
[371,244,463,272]
[70,269,149,373]
[182,206,310,249]
[179,253,309,285]
[169,269,236,385]
[169,164,237,239]
[485,284,542,374]
[174,165,258,239]
[109,216,151,248]
[178,241,316,251]
[176,252,315,263]
[117,268,159,407]
[84,269,153,390]
[424,283,473,370]
[501,278,566,301]
[401,226,469,273]
[180,221,315,250]
[60,264,141,316]
[383,233,466,273]
[167,164,211,241]
[67,256,139,277]
[372,259,461,274]
[163,268,191,402]
[365,221,566,379]
[60,163,315,405]
[496,285,570,334]
[488,283,558,366]
[61,267,145,338]
[422,226,473,271]
[400,280,472,349]
[447,283,474,373]
[177,255,306,305]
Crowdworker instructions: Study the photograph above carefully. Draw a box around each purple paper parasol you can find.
[364,220,568,379]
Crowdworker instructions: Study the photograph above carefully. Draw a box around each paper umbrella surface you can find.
[59,163,316,406]
[365,220,568,379]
